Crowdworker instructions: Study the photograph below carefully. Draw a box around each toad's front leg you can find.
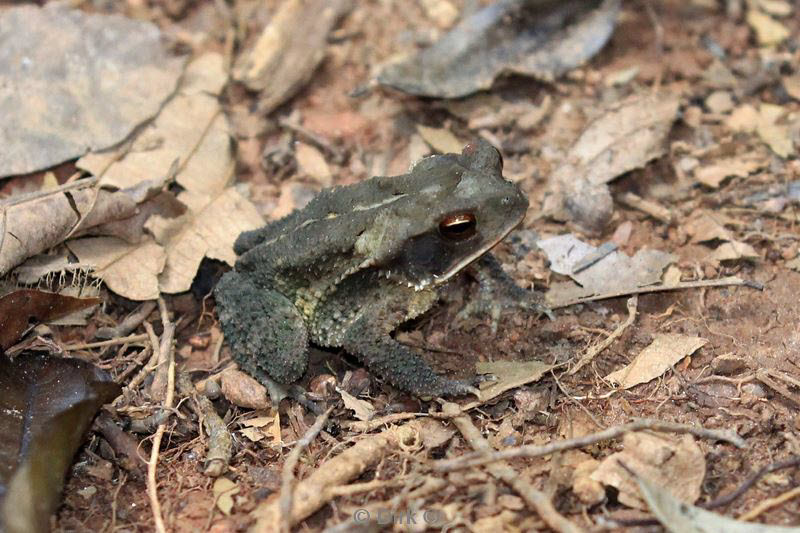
[458,253,554,334]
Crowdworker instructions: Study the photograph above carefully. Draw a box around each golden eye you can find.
[439,213,477,240]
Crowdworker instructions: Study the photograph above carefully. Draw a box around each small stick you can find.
[150,299,176,401]
[569,295,637,375]
[444,403,582,533]
[739,485,800,521]
[64,333,149,351]
[434,418,745,472]
[618,192,672,224]
[278,408,333,533]
[704,455,800,509]
[551,276,760,309]
[95,301,157,340]
[147,299,176,533]
[176,372,232,477]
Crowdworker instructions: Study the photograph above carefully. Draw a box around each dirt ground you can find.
[26,0,800,531]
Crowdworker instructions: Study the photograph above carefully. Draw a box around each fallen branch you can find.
[278,407,333,533]
[434,418,745,472]
[444,403,582,533]
[551,276,761,309]
[250,421,422,531]
[147,298,176,533]
[569,295,637,375]
[176,372,232,477]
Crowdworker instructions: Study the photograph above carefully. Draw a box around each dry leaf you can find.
[726,104,760,132]
[0,4,184,177]
[77,54,265,297]
[377,0,620,98]
[709,241,760,262]
[693,153,765,188]
[232,0,352,114]
[419,0,459,28]
[416,125,464,154]
[782,75,800,101]
[757,0,792,16]
[746,9,790,46]
[475,360,551,403]
[240,427,265,442]
[0,290,100,349]
[0,186,144,277]
[704,90,734,114]
[546,92,680,230]
[539,234,676,306]
[756,122,793,158]
[67,237,166,301]
[591,432,705,509]
[685,212,734,243]
[213,478,239,516]
[338,388,375,421]
[295,143,332,186]
[606,334,707,389]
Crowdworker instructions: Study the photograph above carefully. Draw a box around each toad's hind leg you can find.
[214,271,309,384]
[342,311,479,398]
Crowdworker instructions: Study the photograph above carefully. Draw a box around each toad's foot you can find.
[459,253,554,334]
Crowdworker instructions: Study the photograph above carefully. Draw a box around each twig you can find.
[94,412,143,473]
[756,368,800,407]
[147,298,176,533]
[551,276,760,309]
[150,299,176,401]
[618,192,672,224]
[251,422,421,531]
[63,333,150,351]
[569,295,637,375]
[443,403,582,533]
[703,455,800,509]
[114,345,152,384]
[739,485,800,521]
[278,407,333,533]
[342,412,425,433]
[176,372,232,477]
[95,301,157,340]
[434,418,745,472]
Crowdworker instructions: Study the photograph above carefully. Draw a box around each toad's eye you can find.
[439,213,477,241]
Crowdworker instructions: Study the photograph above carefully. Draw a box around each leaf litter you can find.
[4,1,800,532]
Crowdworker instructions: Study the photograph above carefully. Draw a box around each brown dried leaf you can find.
[746,9,790,46]
[77,54,264,297]
[0,4,184,177]
[0,290,100,349]
[295,143,332,187]
[377,0,620,98]
[546,92,680,230]
[693,153,766,188]
[709,241,760,262]
[539,234,676,306]
[416,125,464,154]
[232,0,352,114]
[591,432,705,509]
[605,334,707,389]
[338,388,375,421]
[66,237,166,301]
[0,186,146,277]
